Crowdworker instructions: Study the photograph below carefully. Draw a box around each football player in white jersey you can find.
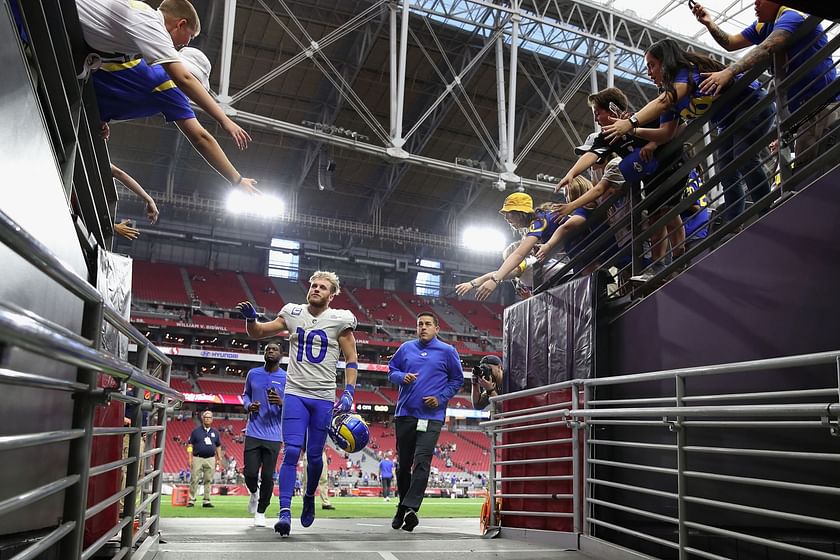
[236,271,358,537]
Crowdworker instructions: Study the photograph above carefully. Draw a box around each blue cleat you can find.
[301,494,316,528]
[274,508,291,537]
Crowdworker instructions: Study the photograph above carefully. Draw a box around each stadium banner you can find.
[181,392,244,405]
[446,407,490,419]
[355,403,394,413]
[126,346,435,373]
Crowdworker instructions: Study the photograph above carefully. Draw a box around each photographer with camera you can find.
[471,355,503,409]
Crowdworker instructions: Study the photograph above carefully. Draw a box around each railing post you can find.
[488,396,499,529]
[675,375,688,560]
[630,180,645,281]
[148,359,172,538]
[582,382,592,537]
[120,346,148,557]
[571,382,581,534]
[59,299,104,559]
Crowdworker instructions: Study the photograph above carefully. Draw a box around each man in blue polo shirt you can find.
[379,452,394,502]
[187,410,222,507]
[92,47,259,195]
[388,312,463,532]
[692,1,839,169]
[242,343,286,527]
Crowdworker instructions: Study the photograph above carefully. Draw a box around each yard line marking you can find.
[379,553,400,560]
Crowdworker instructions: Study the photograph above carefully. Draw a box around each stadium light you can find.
[461,226,508,254]
[226,190,284,218]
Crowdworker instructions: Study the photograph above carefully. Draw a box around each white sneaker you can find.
[248,492,258,514]
[384,497,390,502]
[254,512,266,527]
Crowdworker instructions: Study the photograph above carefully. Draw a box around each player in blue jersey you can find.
[236,271,359,537]
[242,343,286,527]
[388,312,463,531]
[692,0,839,171]
[93,47,259,194]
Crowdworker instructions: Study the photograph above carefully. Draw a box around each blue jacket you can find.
[242,366,286,442]
[388,337,464,421]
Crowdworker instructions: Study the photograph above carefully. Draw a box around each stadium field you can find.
[161,496,484,519]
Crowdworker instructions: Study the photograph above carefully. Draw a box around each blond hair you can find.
[159,0,201,35]
[310,271,341,295]
[566,176,593,203]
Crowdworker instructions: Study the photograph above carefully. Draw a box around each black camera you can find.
[472,363,494,384]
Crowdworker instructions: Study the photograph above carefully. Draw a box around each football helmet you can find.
[328,412,370,453]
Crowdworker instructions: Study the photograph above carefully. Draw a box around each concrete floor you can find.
[154,517,587,560]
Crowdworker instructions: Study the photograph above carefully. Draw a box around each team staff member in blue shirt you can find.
[379,453,395,502]
[388,312,464,532]
[187,410,222,507]
[242,343,287,527]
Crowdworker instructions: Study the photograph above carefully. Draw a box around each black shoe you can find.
[391,505,406,529]
[401,509,419,532]
[186,502,195,508]
[202,503,214,508]
[322,504,336,510]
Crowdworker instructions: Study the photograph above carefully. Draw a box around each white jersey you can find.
[76,0,181,65]
[280,303,357,401]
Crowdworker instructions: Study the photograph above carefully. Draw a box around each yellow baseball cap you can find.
[499,193,534,214]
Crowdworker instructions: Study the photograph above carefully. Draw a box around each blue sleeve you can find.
[278,371,287,399]
[437,347,465,404]
[571,208,589,219]
[772,10,804,34]
[388,346,407,384]
[242,372,253,408]
[188,429,198,446]
[156,87,196,122]
[214,430,221,448]
[526,217,548,239]
[660,109,679,124]
[741,21,761,44]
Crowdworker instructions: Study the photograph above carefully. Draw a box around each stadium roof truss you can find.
[211,0,731,200]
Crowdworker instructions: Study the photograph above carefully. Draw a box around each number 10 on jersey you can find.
[295,327,328,363]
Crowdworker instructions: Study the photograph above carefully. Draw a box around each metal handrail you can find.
[0,305,180,399]
[484,349,840,559]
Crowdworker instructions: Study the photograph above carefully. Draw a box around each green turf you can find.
[161,495,484,519]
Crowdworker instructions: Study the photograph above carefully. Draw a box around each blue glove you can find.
[334,384,355,413]
[236,301,258,322]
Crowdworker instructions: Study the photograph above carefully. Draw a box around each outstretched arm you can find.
[555,152,599,193]
[602,85,688,140]
[475,236,539,301]
[237,302,288,338]
[175,118,260,194]
[691,2,752,52]
[111,164,159,223]
[535,215,587,262]
[161,60,251,150]
[700,29,792,95]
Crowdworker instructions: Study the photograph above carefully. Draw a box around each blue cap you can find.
[618,149,659,183]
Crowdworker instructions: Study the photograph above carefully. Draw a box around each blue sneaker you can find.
[301,494,316,528]
[274,508,291,537]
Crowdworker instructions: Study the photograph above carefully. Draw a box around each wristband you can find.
[345,362,358,370]
[344,384,355,395]
[245,317,256,323]
[491,275,502,285]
